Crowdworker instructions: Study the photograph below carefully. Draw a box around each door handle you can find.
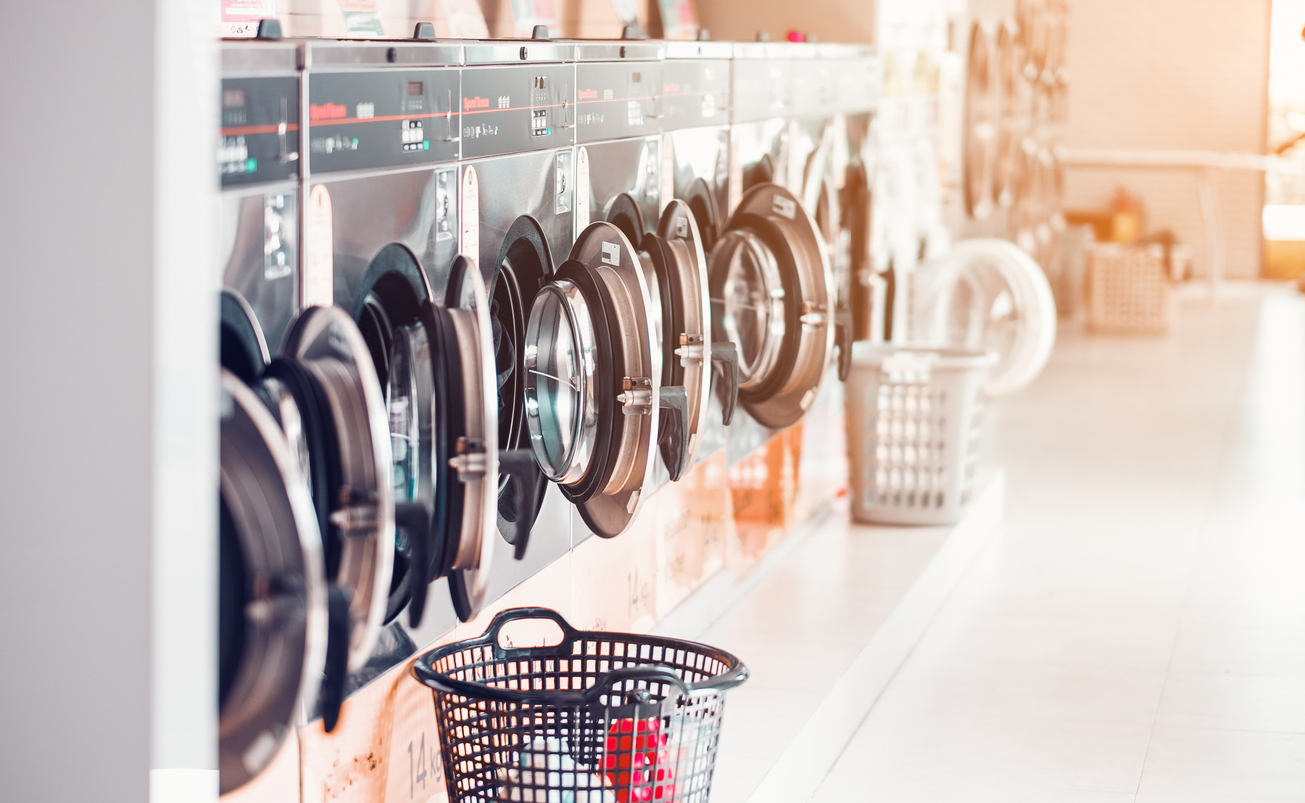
[321,584,353,733]
[658,385,691,481]
[393,501,433,629]
[834,308,854,382]
[497,449,539,560]
[710,342,740,425]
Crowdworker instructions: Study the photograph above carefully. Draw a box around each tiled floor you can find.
[812,286,1305,803]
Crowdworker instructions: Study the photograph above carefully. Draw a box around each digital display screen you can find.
[407,82,423,97]
[223,89,247,108]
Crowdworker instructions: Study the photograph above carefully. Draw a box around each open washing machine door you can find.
[912,237,1057,396]
[352,244,536,624]
[708,183,836,429]
[801,123,856,382]
[994,21,1024,211]
[219,295,391,733]
[607,195,740,480]
[489,217,556,552]
[218,368,327,793]
[260,306,393,729]
[524,221,683,537]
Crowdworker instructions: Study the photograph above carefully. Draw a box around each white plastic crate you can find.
[845,344,995,525]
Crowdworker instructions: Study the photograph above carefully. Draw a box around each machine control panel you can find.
[731,57,791,124]
[460,64,576,158]
[790,58,837,117]
[219,75,300,188]
[575,62,663,143]
[306,69,460,174]
[661,59,730,130]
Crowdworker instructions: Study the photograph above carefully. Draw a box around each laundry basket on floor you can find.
[412,607,748,803]
[845,344,996,525]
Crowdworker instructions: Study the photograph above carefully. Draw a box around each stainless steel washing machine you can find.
[456,32,582,575]
[662,38,737,462]
[714,41,836,463]
[570,34,733,491]
[217,36,357,793]
[300,35,537,647]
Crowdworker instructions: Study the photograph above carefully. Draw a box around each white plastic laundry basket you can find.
[845,344,996,525]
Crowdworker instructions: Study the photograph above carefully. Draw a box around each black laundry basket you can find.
[412,607,748,803]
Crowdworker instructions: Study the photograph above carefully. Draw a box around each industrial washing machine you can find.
[662,37,737,460]
[714,40,838,463]
[570,32,736,493]
[299,34,538,648]
[457,31,581,561]
[218,33,393,795]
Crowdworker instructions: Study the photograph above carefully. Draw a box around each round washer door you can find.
[351,244,439,629]
[437,256,500,619]
[709,183,835,429]
[523,221,660,538]
[608,195,721,479]
[274,306,395,671]
[218,369,327,794]
[911,237,1057,396]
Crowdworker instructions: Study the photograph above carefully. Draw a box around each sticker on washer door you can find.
[602,241,620,266]
[304,184,334,308]
[660,135,674,214]
[461,166,480,269]
[771,194,797,220]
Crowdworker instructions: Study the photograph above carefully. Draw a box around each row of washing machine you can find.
[214,23,971,797]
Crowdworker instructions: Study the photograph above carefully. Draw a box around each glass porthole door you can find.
[524,221,690,537]
[708,183,836,429]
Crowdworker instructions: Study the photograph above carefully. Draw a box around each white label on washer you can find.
[772,194,797,220]
[461,166,480,270]
[303,184,334,308]
[602,241,620,266]
[660,134,674,214]
[576,147,590,231]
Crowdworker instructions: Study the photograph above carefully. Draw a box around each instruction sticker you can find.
[461,166,480,270]
[303,185,334,308]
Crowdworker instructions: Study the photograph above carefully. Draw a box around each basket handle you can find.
[478,606,583,659]
[580,665,692,704]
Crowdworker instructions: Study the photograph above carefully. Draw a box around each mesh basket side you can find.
[845,359,989,525]
[427,635,736,803]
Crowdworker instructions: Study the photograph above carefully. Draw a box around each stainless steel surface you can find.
[220,185,300,355]
[302,40,463,68]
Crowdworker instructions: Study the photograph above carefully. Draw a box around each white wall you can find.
[0,1,218,800]
[1062,0,1271,278]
